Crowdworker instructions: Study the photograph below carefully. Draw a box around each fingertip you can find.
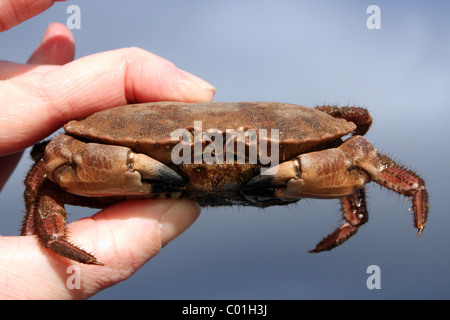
[177,69,217,100]
[27,22,75,65]
[0,0,55,32]
[160,200,201,247]
[121,47,216,103]
[165,68,217,103]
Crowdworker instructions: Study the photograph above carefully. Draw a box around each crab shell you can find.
[64,101,356,164]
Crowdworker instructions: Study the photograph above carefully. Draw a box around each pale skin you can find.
[0,0,216,299]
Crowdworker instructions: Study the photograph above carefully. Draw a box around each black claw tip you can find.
[156,165,186,187]
[241,175,274,192]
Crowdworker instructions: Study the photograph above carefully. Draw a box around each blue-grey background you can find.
[1,0,449,299]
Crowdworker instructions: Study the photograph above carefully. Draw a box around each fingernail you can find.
[160,200,201,247]
[180,69,217,94]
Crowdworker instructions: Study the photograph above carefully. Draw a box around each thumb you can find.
[0,199,201,299]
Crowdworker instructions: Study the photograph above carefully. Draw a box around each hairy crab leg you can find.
[23,159,102,265]
[309,188,368,252]
[315,105,373,136]
[375,153,429,236]
[23,141,50,235]
[22,160,44,235]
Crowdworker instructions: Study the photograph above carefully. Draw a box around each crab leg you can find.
[309,188,368,252]
[315,105,373,136]
[375,153,428,236]
[23,159,101,265]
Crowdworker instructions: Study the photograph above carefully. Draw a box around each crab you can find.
[23,102,429,265]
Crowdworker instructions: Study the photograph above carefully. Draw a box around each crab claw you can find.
[43,134,186,197]
[241,159,301,197]
[243,137,372,200]
[130,152,186,187]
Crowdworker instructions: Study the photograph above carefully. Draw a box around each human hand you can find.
[0,1,216,299]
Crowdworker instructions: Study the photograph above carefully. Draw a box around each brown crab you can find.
[23,102,429,265]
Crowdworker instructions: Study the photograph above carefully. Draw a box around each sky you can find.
[0,0,449,299]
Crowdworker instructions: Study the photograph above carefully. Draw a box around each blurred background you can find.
[1,0,449,299]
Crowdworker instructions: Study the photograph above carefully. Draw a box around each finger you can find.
[0,47,216,155]
[0,23,74,188]
[0,22,72,78]
[27,23,75,65]
[40,47,217,111]
[0,199,200,299]
[0,0,66,32]
[0,61,57,79]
